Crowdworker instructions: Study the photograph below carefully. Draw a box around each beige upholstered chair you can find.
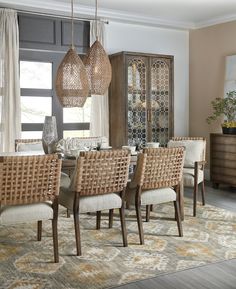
[126,147,185,245]
[168,137,206,216]
[59,150,131,256]
[0,154,62,263]
[15,138,44,152]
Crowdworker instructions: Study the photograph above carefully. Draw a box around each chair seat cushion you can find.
[183,168,204,187]
[0,202,53,225]
[59,188,122,213]
[60,172,71,187]
[127,187,176,206]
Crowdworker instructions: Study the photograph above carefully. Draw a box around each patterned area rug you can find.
[1,199,236,289]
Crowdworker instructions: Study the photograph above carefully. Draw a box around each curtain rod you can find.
[0,6,109,24]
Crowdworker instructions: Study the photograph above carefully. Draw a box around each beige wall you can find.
[189,21,236,165]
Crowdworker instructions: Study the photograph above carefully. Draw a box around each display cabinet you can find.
[109,51,174,148]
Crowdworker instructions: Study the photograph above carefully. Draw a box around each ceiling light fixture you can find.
[84,0,112,95]
[55,0,89,107]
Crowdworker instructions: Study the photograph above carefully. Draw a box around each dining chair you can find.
[126,147,185,245]
[15,138,44,152]
[0,154,62,263]
[59,150,131,256]
[168,137,206,216]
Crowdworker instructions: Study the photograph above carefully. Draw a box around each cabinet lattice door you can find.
[109,52,173,149]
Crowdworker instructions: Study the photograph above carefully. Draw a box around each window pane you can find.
[63,130,90,138]
[63,97,91,123]
[21,97,52,123]
[20,61,52,89]
[21,131,43,139]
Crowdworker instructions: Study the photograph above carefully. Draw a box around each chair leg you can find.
[109,209,114,228]
[146,205,151,222]
[201,181,206,206]
[135,202,144,245]
[73,212,82,256]
[119,206,128,247]
[37,220,42,241]
[193,183,198,217]
[174,201,183,237]
[52,218,59,263]
[96,211,101,230]
[150,204,153,211]
[66,209,71,218]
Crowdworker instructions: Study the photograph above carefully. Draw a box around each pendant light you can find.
[84,0,112,95]
[55,0,89,107]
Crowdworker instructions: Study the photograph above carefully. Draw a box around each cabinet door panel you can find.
[150,58,171,146]
[127,56,148,146]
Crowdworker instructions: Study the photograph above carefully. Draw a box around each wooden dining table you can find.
[0,150,185,220]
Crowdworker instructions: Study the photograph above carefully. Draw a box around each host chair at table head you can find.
[0,154,62,263]
[126,147,185,245]
[59,150,131,256]
[15,138,44,152]
[168,137,206,216]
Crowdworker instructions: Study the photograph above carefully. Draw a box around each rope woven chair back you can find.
[74,150,131,196]
[0,155,62,206]
[15,139,42,152]
[141,147,185,190]
[171,136,206,161]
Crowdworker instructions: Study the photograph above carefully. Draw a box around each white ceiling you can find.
[1,0,236,29]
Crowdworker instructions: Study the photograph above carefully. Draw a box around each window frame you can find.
[20,50,90,139]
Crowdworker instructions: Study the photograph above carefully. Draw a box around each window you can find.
[20,53,91,139]
[19,13,90,140]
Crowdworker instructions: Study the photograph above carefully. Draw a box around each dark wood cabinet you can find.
[210,133,236,187]
[109,51,174,148]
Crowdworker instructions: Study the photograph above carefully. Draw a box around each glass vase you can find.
[42,116,58,154]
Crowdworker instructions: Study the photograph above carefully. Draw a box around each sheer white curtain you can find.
[89,20,109,139]
[0,9,21,152]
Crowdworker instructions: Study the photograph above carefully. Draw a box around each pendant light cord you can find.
[95,0,98,40]
[71,0,74,48]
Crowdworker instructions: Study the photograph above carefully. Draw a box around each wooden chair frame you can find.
[172,137,206,216]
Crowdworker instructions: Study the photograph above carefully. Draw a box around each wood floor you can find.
[113,183,236,289]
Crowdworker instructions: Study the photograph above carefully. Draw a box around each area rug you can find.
[0,199,236,289]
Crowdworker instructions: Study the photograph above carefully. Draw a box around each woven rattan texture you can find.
[84,40,112,95]
[171,136,206,161]
[75,150,130,196]
[56,48,89,107]
[140,147,185,190]
[0,155,62,206]
[15,139,42,152]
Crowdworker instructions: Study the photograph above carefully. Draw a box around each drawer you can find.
[211,166,236,177]
[211,174,236,186]
[211,143,236,153]
[211,135,236,145]
[211,158,236,169]
[211,151,236,160]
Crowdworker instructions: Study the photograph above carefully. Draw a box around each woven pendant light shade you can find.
[56,47,89,107]
[84,39,112,95]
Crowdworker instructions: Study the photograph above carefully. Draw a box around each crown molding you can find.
[1,0,236,30]
[195,14,236,29]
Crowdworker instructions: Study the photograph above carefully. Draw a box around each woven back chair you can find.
[170,136,206,216]
[0,154,62,263]
[126,147,185,245]
[59,149,131,256]
[15,138,43,152]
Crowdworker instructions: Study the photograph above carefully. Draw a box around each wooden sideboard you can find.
[210,133,236,188]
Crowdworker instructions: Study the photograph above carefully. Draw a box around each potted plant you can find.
[206,90,236,134]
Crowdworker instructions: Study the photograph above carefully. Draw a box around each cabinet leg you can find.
[212,182,219,189]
